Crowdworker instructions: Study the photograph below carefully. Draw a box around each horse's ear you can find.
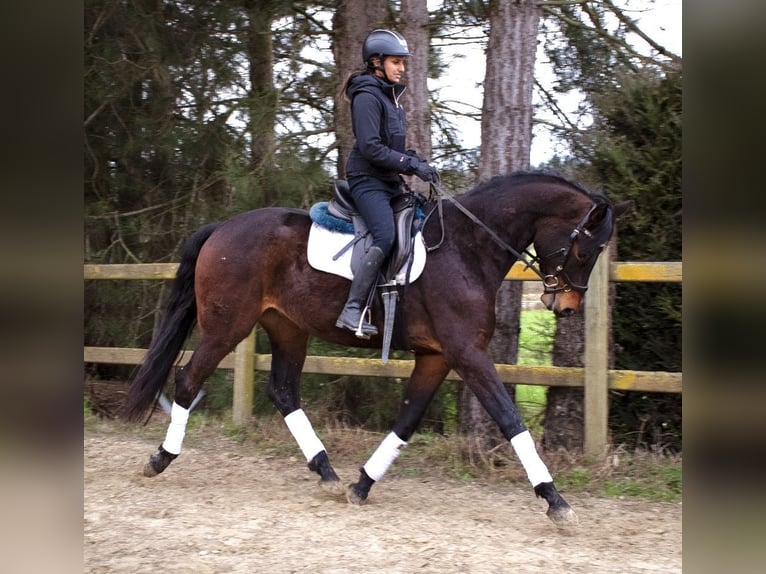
[613,200,633,218]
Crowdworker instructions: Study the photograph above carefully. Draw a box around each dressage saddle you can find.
[326,179,423,282]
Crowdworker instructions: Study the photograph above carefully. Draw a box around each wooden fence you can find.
[84,253,682,456]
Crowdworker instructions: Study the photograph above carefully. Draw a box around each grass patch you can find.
[515,309,555,431]
[601,452,682,502]
[518,309,555,366]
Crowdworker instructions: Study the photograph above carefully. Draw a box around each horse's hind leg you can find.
[261,316,343,495]
[144,334,245,477]
[348,353,450,505]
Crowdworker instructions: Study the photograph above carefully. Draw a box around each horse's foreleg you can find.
[511,429,577,526]
[282,409,342,494]
[264,320,344,494]
[348,353,449,505]
[458,357,578,527]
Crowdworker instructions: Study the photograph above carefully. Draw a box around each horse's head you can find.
[535,197,632,317]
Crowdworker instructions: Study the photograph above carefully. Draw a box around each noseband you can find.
[424,182,606,294]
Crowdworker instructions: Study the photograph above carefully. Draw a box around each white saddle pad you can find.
[307,222,426,283]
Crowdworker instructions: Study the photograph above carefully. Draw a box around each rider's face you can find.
[374,56,407,84]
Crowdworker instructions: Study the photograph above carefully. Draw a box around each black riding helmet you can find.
[362,29,410,64]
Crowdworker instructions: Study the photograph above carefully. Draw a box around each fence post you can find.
[584,248,610,457]
[232,328,256,427]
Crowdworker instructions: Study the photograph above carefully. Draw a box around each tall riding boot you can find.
[336,246,386,338]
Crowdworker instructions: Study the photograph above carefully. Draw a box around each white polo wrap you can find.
[510,430,553,486]
[162,402,190,455]
[284,409,326,461]
[363,431,407,481]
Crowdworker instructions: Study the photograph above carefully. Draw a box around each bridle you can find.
[529,202,602,293]
[422,180,607,295]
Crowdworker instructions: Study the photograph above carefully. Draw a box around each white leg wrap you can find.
[510,430,553,487]
[363,432,407,482]
[162,402,190,455]
[284,409,326,462]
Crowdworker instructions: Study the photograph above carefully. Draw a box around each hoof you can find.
[346,483,368,505]
[318,477,346,496]
[142,445,177,477]
[547,503,579,527]
[142,462,159,477]
[534,481,579,528]
[308,451,344,496]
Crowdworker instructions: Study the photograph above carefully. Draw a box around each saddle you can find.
[310,180,427,361]
[326,180,422,281]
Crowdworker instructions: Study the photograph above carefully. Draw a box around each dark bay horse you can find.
[123,171,631,527]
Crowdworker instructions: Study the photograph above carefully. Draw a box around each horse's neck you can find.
[457,193,536,251]
[447,194,534,284]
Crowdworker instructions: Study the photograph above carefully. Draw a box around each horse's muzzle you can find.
[541,290,583,317]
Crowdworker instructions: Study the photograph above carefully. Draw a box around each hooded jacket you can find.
[344,73,418,182]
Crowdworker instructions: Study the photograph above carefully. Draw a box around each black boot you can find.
[336,246,385,338]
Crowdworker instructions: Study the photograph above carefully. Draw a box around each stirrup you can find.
[354,307,377,339]
[335,306,377,339]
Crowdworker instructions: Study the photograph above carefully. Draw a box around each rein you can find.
[422,178,598,293]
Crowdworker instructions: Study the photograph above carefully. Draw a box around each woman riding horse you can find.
[335,29,437,337]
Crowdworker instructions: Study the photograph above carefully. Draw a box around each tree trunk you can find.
[244,0,278,205]
[459,0,540,458]
[543,314,586,452]
[401,0,431,196]
[479,0,539,175]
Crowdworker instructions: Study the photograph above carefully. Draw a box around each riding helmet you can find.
[362,29,410,63]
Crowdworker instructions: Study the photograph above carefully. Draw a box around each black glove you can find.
[412,159,437,182]
[405,149,423,162]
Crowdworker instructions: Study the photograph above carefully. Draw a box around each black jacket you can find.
[344,74,418,182]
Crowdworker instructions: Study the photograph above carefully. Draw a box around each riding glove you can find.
[411,159,438,182]
[405,149,423,162]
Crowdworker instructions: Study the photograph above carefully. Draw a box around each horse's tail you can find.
[122,222,221,422]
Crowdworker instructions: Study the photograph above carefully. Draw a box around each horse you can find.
[122,170,631,527]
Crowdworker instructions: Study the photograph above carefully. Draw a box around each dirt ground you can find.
[84,417,682,574]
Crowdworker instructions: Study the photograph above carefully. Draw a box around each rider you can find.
[335,29,437,338]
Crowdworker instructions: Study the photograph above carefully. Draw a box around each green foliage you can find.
[587,68,682,262]
[516,309,555,432]
[542,3,626,96]
[518,309,555,366]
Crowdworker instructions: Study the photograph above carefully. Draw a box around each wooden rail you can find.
[84,257,682,456]
[83,260,683,282]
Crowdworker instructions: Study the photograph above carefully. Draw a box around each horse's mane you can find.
[464,170,606,202]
